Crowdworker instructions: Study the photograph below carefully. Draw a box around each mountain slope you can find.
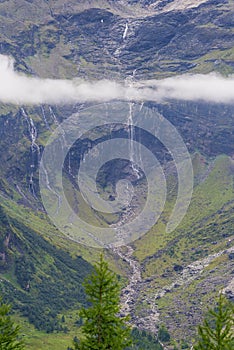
[0,199,94,333]
[0,0,233,348]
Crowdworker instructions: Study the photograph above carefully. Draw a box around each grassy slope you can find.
[133,155,233,265]
[6,153,231,349]
[131,154,234,344]
[14,313,80,350]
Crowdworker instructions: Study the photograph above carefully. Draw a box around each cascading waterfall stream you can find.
[127,102,141,180]
[29,117,39,197]
[123,22,129,39]
[109,23,161,335]
[40,158,62,215]
[109,100,160,334]
[21,107,40,198]
[112,241,160,334]
[41,105,50,130]
[49,106,73,176]
[40,106,69,213]
[48,106,59,126]
[21,106,64,211]
[128,102,134,163]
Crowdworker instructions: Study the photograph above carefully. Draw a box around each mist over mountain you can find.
[0,0,233,348]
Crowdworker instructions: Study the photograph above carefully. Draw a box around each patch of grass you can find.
[13,313,80,350]
[134,155,233,267]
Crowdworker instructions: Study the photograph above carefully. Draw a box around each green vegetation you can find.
[0,298,24,349]
[158,325,170,343]
[194,294,234,350]
[128,328,163,350]
[73,254,132,350]
[0,203,93,333]
[128,154,234,344]
[134,155,233,267]
[0,0,233,347]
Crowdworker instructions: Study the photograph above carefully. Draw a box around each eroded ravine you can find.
[112,243,160,334]
[111,226,234,336]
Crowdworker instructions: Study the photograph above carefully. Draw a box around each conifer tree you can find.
[74,254,132,350]
[194,294,234,350]
[0,298,24,350]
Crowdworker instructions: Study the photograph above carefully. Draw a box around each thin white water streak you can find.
[127,102,141,179]
[21,107,40,197]
[40,105,50,129]
[40,159,62,215]
[123,23,129,39]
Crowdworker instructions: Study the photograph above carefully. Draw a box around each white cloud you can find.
[0,55,234,105]
[135,74,234,104]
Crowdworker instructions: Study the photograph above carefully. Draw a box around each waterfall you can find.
[49,106,68,149]
[21,107,40,153]
[48,106,73,177]
[127,103,141,180]
[40,158,62,215]
[37,106,65,214]
[40,105,50,129]
[29,117,39,152]
[123,23,128,39]
[21,107,40,198]
[48,106,59,126]
[128,102,134,163]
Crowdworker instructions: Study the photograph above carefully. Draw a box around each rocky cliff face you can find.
[0,0,233,195]
[0,0,233,79]
[0,0,233,347]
